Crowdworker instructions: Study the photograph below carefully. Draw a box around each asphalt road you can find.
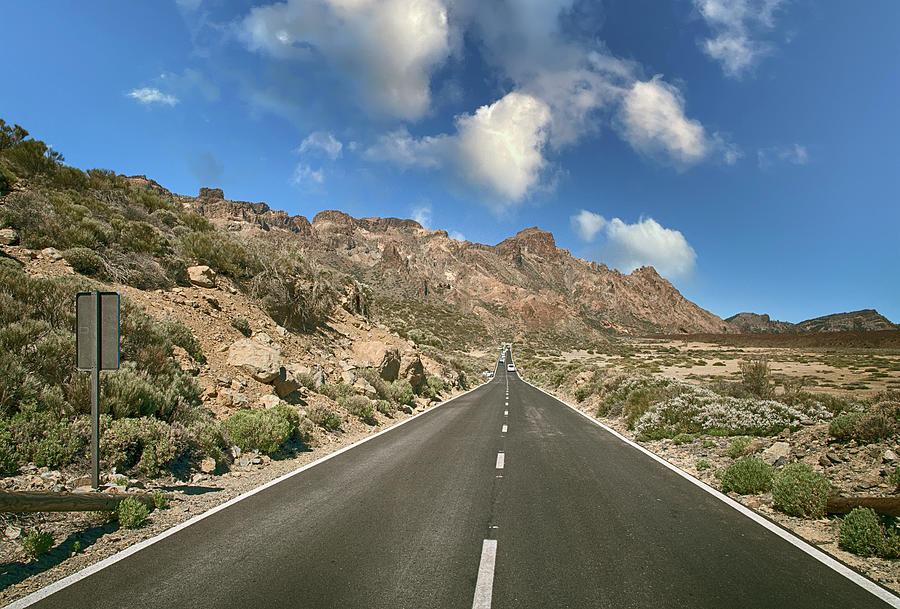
[13,349,898,608]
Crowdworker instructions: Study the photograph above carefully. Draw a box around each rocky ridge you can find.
[727,310,897,334]
[152,183,733,343]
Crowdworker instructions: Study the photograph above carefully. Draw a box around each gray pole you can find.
[91,291,101,489]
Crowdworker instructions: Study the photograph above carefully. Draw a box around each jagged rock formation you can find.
[169,186,731,344]
[726,309,896,334]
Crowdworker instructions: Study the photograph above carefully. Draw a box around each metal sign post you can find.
[76,291,120,489]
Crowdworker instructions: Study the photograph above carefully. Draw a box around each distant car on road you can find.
[507,363,515,372]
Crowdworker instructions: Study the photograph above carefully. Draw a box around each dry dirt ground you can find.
[531,339,900,596]
[560,337,900,397]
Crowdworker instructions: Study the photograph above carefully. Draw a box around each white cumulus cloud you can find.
[571,209,607,242]
[127,87,179,106]
[298,131,343,159]
[239,0,451,120]
[694,0,786,78]
[619,76,710,166]
[366,91,552,205]
[571,212,697,279]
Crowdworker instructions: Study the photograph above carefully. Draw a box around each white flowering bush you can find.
[633,381,831,440]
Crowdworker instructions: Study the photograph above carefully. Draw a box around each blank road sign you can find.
[76,292,120,371]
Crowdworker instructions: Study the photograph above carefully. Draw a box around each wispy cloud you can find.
[449,230,466,241]
[292,163,324,185]
[694,0,787,78]
[572,211,697,279]
[127,87,179,106]
[411,203,433,229]
[298,131,343,160]
[757,143,808,168]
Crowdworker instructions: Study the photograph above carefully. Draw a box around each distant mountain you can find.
[159,182,732,345]
[726,309,896,334]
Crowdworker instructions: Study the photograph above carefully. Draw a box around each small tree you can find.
[740,358,774,399]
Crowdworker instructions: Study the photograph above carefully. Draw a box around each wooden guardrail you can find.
[0,490,160,513]
[826,495,900,517]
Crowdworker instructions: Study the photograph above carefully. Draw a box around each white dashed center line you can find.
[495,452,505,469]
[501,424,508,433]
[504,410,508,416]
[472,539,497,609]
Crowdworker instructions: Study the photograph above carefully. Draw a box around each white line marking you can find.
[521,375,900,608]
[501,424,508,433]
[495,452,505,469]
[472,539,497,609]
[7,383,488,609]
[504,410,508,416]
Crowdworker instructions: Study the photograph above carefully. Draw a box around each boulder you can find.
[0,228,18,245]
[379,348,402,382]
[259,394,281,409]
[217,388,249,409]
[762,441,791,465]
[341,369,356,385]
[884,449,898,463]
[354,378,377,399]
[41,247,63,261]
[227,338,281,383]
[401,354,426,392]
[187,265,216,288]
[200,457,217,473]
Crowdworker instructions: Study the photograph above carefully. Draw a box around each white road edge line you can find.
[7,381,489,609]
[472,539,497,609]
[501,424,508,433]
[523,377,900,608]
[496,453,505,469]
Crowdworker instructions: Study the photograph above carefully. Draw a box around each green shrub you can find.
[319,382,354,401]
[672,433,694,445]
[425,376,445,399]
[152,491,167,509]
[231,317,252,337]
[829,406,897,444]
[221,408,295,455]
[702,439,717,449]
[341,395,376,424]
[62,247,107,277]
[839,507,887,557]
[357,368,392,402]
[890,467,900,490]
[727,436,752,459]
[375,399,393,417]
[390,379,414,405]
[117,497,149,529]
[102,365,169,419]
[696,459,711,470]
[772,463,830,518]
[720,457,775,494]
[21,529,53,560]
[102,416,177,477]
[308,405,342,431]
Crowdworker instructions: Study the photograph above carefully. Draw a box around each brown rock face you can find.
[226,338,282,383]
[726,309,896,334]
[178,193,735,342]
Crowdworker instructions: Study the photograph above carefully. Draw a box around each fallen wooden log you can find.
[0,490,159,513]
[826,495,900,518]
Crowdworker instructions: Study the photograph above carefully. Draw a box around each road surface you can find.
[12,349,898,608]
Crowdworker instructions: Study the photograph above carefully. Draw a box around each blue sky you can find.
[2,1,898,323]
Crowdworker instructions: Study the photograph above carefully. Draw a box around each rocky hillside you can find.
[727,310,896,334]
[154,182,732,346]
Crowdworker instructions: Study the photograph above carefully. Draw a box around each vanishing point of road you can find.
[11,350,899,608]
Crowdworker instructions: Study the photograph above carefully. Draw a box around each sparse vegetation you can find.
[152,491,167,510]
[727,437,752,459]
[696,459,711,470]
[117,497,149,529]
[21,529,53,561]
[231,317,252,337]
[341,395,376,425]
[221,407,298,455]
[308,405,342,431]
[672,433,694,445]
[720,457,775,495]
[772,463,829,518]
